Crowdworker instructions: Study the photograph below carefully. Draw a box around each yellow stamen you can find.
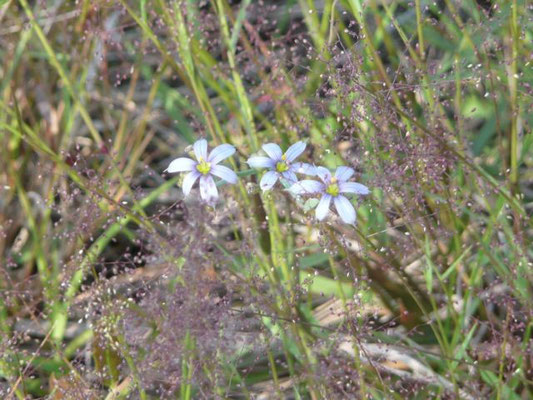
[276,161,289,173]
[196,158,211,175]
[326,182,339,197]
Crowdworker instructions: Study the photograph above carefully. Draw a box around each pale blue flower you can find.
[165,139,238,204]
[247,141,315,191]
[288,166,369,224]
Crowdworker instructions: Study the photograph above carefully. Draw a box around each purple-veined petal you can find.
[281,170,298,183]
[208,143,235,165]
[199,175,218,204]
[284,141,306,162]
[316,166,332,184]
[315,194,332,221]
[288,179,324,195]
[291,162,317,175]
[247,156,276,169]
[262,143,283,161]
[166,157,196,173]
[335,166,355,182]
[334,195,356,224]
[339,181,369,195]
[260,170,279,191]
[210,164,238,184]
[182,170,201,196]
[193,139,208,160]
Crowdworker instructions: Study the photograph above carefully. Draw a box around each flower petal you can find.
[260,170,279,191]
[182,171,200,196]
[284,141,306,162]
[210,164,238,184]
[291,162,317,175]
[334,195,356,224]
[262,143,282,161]
[247,156,276,169]
[315,194,332,221]
[288,179,324,195]
[316,166,332,184]
[199,175,218,204]
[281,170,298,183]
[208,143,235,165]
[166,157,196,173]
[193,139,208,160]
[339,182,369,195]
[334,166,355,182]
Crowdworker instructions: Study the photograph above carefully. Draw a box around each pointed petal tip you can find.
[182,171,201,196]
[166,157,196,173]
[316,166,332,183]
[334,195,356,224]
[334,166,355,181]
[284,141,306,162]
[315,194,332,221]
[262,143,283,160]
[210,164,238,184]
[260,170,279,191]
[208,143,236,164]
[193,139,208,160]
[199,175,219,204]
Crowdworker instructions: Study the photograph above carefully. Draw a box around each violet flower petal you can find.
[316,194,332,221]
[199,175,218,204]
[182,170,201,196]
[208,144,235,165]
[335,166,355,182]
[247,156,276,169]
[291,162,316,175]
[281,170,298,183]
[339,182,369,195]
[166,157,196,173]
[288,179,324,195]
[284,141,306,162]
[210,164,238,184]
[193,139,208,160]
[262,143,283,161]
[334,195,356,224]
[316,167,332,184]
[260,170,279,191]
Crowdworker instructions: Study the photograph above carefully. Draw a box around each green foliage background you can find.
[0,0,531,398]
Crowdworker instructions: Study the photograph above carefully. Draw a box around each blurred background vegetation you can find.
[0,0,532,398]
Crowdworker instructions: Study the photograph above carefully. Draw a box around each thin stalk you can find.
[17,0,102,146]
[266,349,282,398]
[508,0,519,196]
[215,0,259,151]
[415,0,425,59]
[114,334,147,400]
[265,195,292,287]
[18,0,152,226]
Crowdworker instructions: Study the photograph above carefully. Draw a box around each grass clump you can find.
[0,0,531,398]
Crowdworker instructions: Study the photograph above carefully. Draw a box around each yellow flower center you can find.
[326,177,339,196]
[276,161,289,173]
[196,158,211,175]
